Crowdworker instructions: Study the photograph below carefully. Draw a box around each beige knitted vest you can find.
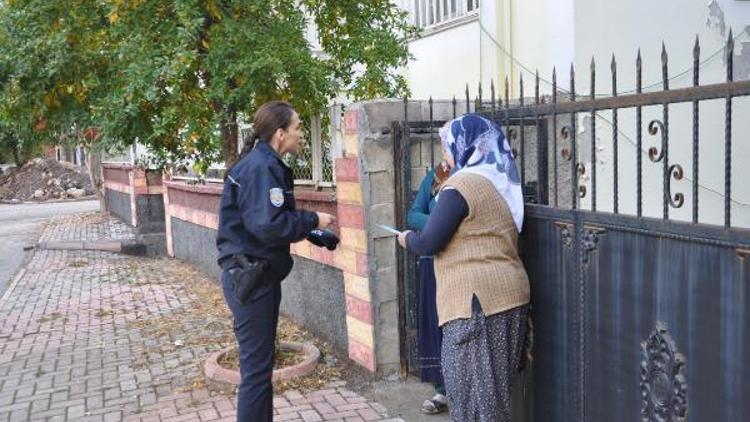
[434,172,530,326]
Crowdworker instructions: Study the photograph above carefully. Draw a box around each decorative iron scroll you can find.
[648,119,667,163]
[556,223,574,250]
[577,163,587,198]
[581,228,602,266]
[640,322,688,422]
[560,126,573,161]
[667,164,685,209]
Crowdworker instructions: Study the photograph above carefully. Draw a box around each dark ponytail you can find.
[226,101,295,177]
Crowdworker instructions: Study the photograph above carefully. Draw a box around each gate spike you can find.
[611,54,617,93]
[478,81,483,107]
[570,63,576,100]
[693,36,700,86]
[452,96,457,118]
[661,42,669,90]
[590,56,596,99]
[727,29,734,81]
[693,35,700,60]
[491,79,496,111]
[504,76,510,109]
[535,70,540,105]
[661,41,669,90]
[611,54,617,95]
[552,67,557,102]
[636,49,642,93]
[519,73,524,106]
[465,83,470,112]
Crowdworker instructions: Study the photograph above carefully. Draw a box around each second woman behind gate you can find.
[407,158,451,414]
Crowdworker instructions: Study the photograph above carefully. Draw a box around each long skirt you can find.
[417,257,443,385]
[441,297,528,422]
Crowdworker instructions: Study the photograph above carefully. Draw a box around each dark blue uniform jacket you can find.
[216,141,319,281]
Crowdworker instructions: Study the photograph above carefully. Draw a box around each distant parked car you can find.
[0,164,16,175]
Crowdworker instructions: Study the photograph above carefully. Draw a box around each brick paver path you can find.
[0,213,402,421]
[38,212,136,243]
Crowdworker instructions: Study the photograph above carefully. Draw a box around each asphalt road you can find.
[0,200,99,295]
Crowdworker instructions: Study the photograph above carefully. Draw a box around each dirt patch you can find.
[124,257,347,395]
[217,343,306,372]
[0,158,93,201]
[271,320,345,395]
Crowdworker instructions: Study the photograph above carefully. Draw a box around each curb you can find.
[36,240,147,256]
[204,341,320,386]
[0,268,26,308]
[0,196,98,205]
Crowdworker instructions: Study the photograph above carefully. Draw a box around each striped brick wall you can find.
[337,110,377,372]
[162,181,223,257]
[102,163,163,227]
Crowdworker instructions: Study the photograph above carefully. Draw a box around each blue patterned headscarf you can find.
[439,114,524,231]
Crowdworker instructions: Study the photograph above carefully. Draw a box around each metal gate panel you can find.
[392,36,750,420]
[520,207,579,421]
[577,213,750,421]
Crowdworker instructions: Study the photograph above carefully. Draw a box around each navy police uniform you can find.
[216,140,318,421]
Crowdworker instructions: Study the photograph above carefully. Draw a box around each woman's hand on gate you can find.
[397,230,411,248]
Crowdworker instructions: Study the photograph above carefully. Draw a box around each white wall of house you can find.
[406,19,482,100]
[398,0,484,100]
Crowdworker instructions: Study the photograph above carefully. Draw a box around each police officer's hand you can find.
[316,212,336,229]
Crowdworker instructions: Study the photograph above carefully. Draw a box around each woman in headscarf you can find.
[397,114,530,421]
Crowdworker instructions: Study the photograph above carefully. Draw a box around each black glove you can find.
[306,229,340,251]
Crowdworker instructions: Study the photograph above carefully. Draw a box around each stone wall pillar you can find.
[345,99,468,375]
[101,163,166,255]
[334,110,377,372]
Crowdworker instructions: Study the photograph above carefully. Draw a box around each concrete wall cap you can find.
[164,180,224,196]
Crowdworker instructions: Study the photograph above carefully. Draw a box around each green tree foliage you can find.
[0,0,416,172]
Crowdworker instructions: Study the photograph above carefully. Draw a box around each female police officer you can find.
[216,101,335,421]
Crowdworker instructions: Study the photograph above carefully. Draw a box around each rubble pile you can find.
[0,158,94,202]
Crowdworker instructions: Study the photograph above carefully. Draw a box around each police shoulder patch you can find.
[269,187,284,207]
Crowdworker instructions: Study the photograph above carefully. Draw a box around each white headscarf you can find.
[439,114,525,232]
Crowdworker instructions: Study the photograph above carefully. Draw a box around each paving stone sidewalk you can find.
[38,212,136,243]
[0,213,403,421]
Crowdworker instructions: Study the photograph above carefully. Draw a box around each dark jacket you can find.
[216,141,318,281]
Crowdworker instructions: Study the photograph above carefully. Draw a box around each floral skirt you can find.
[441,297,528,422]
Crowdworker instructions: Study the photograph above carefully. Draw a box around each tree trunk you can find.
[83,145,105,213]
[219,106,239,171]
[11,144,22,167]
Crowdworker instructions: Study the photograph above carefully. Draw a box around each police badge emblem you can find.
[269,188,284,207]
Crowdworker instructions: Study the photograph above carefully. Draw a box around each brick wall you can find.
[161,179,367,365]
[101,163,164,231]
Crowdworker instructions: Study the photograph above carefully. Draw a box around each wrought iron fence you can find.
[285,114,334,186]
[401,32,750,229]
[240,115,334,186]
[395,33,750,421]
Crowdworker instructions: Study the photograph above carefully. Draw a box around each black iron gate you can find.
[394,36,750,421]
